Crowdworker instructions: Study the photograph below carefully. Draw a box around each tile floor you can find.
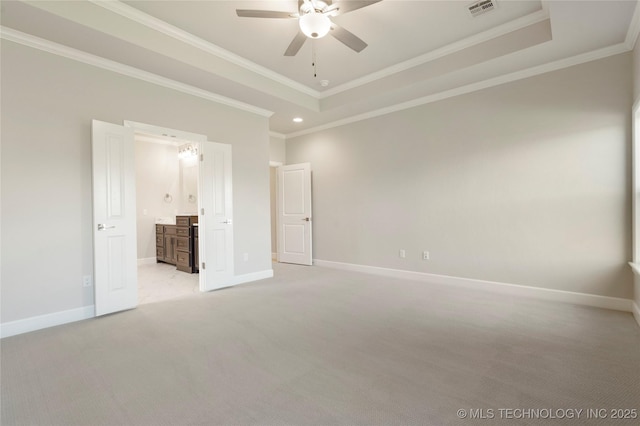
[137,262,199,305]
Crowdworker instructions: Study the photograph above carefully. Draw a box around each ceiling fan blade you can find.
[329,23,368,52]
[284,31,308,56]
[236,10,296,19]
[325,0,381,16]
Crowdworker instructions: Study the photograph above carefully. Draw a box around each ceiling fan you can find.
[236,0,381,56]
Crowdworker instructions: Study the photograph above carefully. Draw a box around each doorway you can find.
[92,119,234,316]
[134,133,200,304]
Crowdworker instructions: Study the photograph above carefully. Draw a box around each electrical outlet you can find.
[422,251,430,260]
[82,275,92,287]
[399,249,406,259]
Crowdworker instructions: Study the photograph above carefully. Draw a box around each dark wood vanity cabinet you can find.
[176,215,198,273]
[156,224,177,265]
[156,216,198,272]
[194,226,199,272]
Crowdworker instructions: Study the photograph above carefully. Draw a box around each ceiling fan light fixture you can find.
[299,12,331,39]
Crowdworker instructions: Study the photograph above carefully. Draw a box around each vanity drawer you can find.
[155,224,164,234]
[176,237,190,251]
[176,251,191,269]
[164,225,177,235]
[155,234,164,246]
[176,217,191,227]
[156,247,164,259]
[176,227,191,237]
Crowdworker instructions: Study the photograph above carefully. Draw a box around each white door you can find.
[92,120,138,316]
[277,163,312,265]
[199,142,234,290]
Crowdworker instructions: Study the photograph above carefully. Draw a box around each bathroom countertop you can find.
[155,218,176,225]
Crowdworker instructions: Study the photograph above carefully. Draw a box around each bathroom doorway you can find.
[92,119,234,316]
[134,133,200,304]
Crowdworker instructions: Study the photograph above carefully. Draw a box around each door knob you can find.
[302,217,310,222]
[222,220,232,224]
[97,223,116,231]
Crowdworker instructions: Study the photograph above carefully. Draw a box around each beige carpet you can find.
[2,263,639,425]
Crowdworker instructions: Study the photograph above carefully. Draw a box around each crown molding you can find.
[0,27,273,118]
[269,131,287,139]
[89,0,320,98]
[91,1,553,102]
[318,9,550,98]
[625,0,640,50]
[286,42,630,139]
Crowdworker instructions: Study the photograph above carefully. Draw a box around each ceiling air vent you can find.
[467,0,496,18]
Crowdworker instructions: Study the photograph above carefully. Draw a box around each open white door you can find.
[92,120,138,316]
[277,163,312,265]
[199,142,234,290]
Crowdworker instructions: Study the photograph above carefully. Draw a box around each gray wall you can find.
[269,135,286,164]
[134,140,180,260]
[1,41,272,323]
[287,53,633,299]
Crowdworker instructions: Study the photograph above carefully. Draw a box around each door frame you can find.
[269,161,283,262]
[93,120,237,312]
[276,162,313,265]
[123,121,208,293]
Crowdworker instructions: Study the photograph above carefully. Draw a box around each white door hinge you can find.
[201,262,205,270]
[200,208,204,215]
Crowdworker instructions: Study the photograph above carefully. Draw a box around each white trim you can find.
[0,27,273,118]
[633,102,640,262]
[628,263,640,328]
[314,259,634,313]
[124,120,208,142]
[269,161,283,167]
[272,252,277,260]
[319,10,550,98]
[1,306,96,339]
[92,1,548,100]
[137,257,157,266]
[90,0,318,98]
[269,131,287,139]
[624,0,640,50]
[231,269,274,286]
[633,301,640,328]
[286,43,630,139]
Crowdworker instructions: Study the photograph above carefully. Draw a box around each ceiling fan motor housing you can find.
[300,1,329,15]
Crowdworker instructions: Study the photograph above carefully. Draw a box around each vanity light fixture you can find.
[178,143,198,159]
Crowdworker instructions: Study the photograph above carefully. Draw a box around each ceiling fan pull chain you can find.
[312,41,317,78]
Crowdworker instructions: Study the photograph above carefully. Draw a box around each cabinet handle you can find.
[97,224,116,231]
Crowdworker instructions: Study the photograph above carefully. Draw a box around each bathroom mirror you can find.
[180,156,198,213]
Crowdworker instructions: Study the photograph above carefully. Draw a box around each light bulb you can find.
[299,12,331,39]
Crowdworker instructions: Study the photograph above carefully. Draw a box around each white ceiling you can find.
[1,1,639,136]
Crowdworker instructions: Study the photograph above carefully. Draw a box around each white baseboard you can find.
[633,301,640,328]
[314,259,634,313]
[1,305,95,339]
[272,252,277,261]
[231,269,274,286]
[137,257,157,266]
